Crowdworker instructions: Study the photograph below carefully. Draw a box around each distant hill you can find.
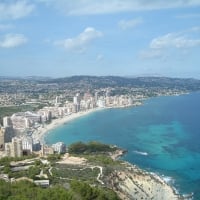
[1,75,200,94]
[39,75,200,91]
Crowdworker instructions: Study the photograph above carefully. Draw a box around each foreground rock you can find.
[105,162,182,200]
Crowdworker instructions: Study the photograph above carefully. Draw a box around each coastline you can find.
[110,151,186,200]
[31,107,104,144]
[31,93,192,199]
[31,102,143,145]
[107,161,183,200]
[31,92,188,145]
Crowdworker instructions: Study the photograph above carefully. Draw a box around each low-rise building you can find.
[40,145,54,156]
[34,180,50,187]
[52,142,66,154]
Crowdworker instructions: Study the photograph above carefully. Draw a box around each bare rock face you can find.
[104,163,182,200]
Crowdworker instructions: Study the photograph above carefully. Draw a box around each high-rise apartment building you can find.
[5,137,23,157]
[0,127,5,151]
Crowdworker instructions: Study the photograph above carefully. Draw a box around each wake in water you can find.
[133,150,148,156]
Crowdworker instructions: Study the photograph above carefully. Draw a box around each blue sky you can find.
[0,0,200,78]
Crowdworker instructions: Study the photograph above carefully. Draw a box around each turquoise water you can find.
[45,92,200,199]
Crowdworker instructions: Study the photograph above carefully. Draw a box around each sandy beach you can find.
[31,102,142,144]
[32,107,103,144]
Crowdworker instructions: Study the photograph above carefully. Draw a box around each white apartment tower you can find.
[0,126,5,151]
[73,93,81,112]
[52,142,66,154]
[22,136,33,153]
[3,117,12,127]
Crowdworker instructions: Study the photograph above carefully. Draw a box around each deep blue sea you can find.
[45,92,200,199]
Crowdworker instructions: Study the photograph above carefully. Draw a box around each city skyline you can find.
[0,0,200,78]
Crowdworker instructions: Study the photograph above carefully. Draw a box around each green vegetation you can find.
[0,156,42,180]
[8,166,41,179]
[68,141,117,154]
[43,76,200,91]
[0,179,119,200]
[0,142,124,199]
[85,155,121,166]
[47,154,61,162]
[0,155,37,166]
[68,141,122,166]
[70,180,120,200]
[52,164,99,183]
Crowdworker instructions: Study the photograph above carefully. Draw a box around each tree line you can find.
[68,141,117,154]
[0,179,119,200]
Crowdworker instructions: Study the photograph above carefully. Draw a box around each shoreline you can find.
[108,161,184,200]
[31,107,105,144]
[31,102,144,145]
[31,92,189,145]
[110,151,187,200]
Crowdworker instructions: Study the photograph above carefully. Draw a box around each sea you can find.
[45,92,200,199]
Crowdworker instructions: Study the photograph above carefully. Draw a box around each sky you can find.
[0,0,200,78]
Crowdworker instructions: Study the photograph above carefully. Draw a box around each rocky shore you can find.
[104,149,184,200]
[105,162,183,200]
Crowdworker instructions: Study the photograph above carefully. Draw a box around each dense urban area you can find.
[0,75,199,200]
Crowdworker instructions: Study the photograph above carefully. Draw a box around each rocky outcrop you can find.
[104,163,182,200]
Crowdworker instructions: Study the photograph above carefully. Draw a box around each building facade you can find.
[0,127,5,151]
[5,137,23,157]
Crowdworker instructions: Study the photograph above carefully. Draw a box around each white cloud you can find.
[118,18,143,30]
[139,29,200,60]
[0,34,28,48]
[0,0,35,20]
[150,33,200,49]
[55,27,103,52]
[37,0,200,15]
